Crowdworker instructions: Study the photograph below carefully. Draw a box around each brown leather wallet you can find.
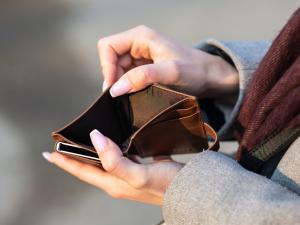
[52,84,219,165]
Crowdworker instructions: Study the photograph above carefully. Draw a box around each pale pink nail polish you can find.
[102,80,108,92]
[90,129,107,153]
[109,79,132,97]
[42,152,53,163]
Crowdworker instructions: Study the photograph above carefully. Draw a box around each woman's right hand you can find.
[97,25,238,98]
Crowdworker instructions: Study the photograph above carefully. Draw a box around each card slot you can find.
[122,98,197,153]
[150,106,198,125]
[127,97,198,136]
[128,85,196,129]
[132,111,207,157]
[145,97,198,126]
[149,110,201,128]
[168,98,195,110]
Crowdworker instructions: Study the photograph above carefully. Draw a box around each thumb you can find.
[90,129,147,188]
[109,61,178,97]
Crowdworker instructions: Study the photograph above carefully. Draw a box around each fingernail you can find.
[109,78,132,97]
[90,129,107,153]
[42,152,53,163]
[102,80,108,92]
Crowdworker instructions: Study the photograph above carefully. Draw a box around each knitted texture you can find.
[236,7,300,161]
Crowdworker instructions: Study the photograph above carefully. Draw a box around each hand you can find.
[98,25,238,98]
[43,130,184,205]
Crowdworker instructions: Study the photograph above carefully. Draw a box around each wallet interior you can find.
[52,85,199,154]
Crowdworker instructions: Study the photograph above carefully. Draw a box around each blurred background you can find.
[0,0,299,225]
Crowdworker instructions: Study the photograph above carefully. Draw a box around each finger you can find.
[117,56,153,76]
[44,152,113,188]
[117,65,125,78]
[97,29,137,89]
[109,61,179,97]
[133,58,153,67]
[90,129,148,188]
[99,43,118,90]
[98,26,157,91]
[101,61,130,91]
[118,53,133,70]
[44,152,163,204]
[102,80,109,92]
[44,152,148,199]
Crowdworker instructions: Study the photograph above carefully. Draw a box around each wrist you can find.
[202,54,239,98]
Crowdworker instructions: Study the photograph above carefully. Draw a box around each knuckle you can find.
[127,68,149,88]
[130,45,142,59]
[103,161,117,173]
[103,156,124,174]
[135,25,156,37]
[140,66,151,81]
[97,37,108,49]
[124,73,138,90]
[142,66,157,83]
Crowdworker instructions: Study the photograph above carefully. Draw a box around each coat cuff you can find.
[197,39,271,139]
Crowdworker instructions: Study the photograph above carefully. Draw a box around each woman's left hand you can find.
[43,129,184,205]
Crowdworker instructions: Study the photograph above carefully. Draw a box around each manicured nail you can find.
[42,152,53,163]
[102,80,108,92]
[109,78,132,97]
[90,129,107,153]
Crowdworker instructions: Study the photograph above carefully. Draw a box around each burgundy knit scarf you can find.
[235,8,300,166]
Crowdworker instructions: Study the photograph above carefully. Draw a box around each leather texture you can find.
[52,84,219,165]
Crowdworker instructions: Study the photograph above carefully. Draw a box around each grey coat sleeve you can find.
[162,151,300,225]
[197,40,271,139]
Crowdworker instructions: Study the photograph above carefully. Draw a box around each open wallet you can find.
[52,84,219,165]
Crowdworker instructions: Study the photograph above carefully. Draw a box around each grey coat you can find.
[161,40,300,225]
